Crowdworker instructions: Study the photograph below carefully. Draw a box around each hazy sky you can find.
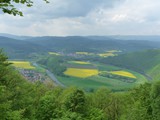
[0,0,160,36]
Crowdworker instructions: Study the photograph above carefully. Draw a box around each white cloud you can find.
[0,0,160,36]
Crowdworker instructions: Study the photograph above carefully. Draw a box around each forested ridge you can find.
[0,50,160,120]
[1,36,160,59]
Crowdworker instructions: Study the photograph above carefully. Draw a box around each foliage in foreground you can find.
[0,0,49,16]
[0,50,160,120]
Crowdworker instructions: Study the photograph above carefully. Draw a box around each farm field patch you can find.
[64,68,99,78]
[76,52,89,55]
[9,61,35,69]
[98,50,120,57]
[69,61,91,65]
[48,52,60,56]
[109,70,136,79]
[98,52,116,57]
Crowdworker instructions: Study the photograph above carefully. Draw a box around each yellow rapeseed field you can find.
[9,61,35,69]
[64,68,99,78]
[71,61,91,64]
[48,52,60,56]
[98,50,121,57]
[109,71,136,79]
[76,52,89,55]
[98,52,115,57]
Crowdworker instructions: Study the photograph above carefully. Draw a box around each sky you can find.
[0,0,160,36]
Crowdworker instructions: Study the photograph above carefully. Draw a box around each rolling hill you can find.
[103,49,160,80]
[25,36,160,53]
[0,36,47,59]
[1,34,160,59]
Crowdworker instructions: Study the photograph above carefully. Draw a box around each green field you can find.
[57,72,147,91]
[57,60,148,91]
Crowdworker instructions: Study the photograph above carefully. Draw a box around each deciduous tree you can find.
[0,0,49,16]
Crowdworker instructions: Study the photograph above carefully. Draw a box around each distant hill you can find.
[1,33,160,41]
[87,35,160,41]
[0,36,46,59]
[1,35,160,59]
[110,35,160,41]
[0,33,32,40]
[26,36,160,53]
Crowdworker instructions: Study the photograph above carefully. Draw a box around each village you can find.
[18,69,46,82]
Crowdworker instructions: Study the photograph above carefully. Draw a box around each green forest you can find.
[1,50,160,120]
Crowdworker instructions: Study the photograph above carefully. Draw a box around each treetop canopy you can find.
[0,0,49,16]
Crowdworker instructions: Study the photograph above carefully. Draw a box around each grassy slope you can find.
[104,49,160,81]
[148,64,160,81]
